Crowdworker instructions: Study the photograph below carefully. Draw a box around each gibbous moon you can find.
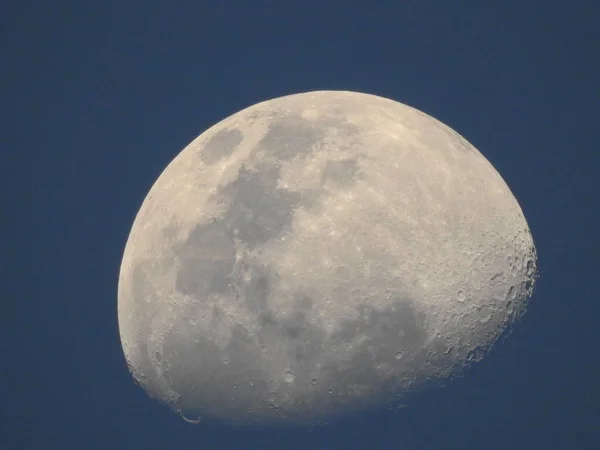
[118,91,538,426]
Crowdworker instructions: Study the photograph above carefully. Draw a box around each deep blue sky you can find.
[3,1,599,449]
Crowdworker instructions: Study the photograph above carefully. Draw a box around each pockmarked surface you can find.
[118,91,538,425]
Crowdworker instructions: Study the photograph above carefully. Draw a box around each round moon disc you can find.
[118,91,537,425]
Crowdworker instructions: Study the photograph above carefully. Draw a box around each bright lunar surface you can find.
[118,91,538,426]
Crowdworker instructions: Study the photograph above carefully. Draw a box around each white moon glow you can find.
[118,91,537,426]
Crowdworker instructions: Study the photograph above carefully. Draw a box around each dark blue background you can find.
[3,1,599,449]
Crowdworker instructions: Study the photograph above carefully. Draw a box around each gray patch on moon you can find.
[162,322,259,422]
[175,114,363,313]
[253,114,361,162]
[332,301,427,355]
[200,128,243,165]
[159,290,433,424]
[219,164,302,248]
[256,115,327,160]
[240,265,271,313]
[174,154,302,300]
[174,222,236,298]
[321,159,360,187]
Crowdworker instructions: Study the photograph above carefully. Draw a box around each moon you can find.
[118,91,538,426]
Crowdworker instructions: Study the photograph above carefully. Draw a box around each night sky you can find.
[3,1,599,449]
